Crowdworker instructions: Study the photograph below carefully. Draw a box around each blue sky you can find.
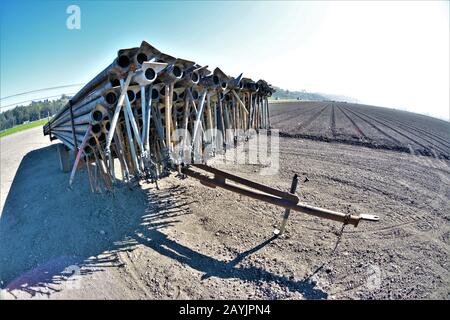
[1,1,449,120]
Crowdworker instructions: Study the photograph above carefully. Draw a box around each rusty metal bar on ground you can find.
[182,165,379,227]
[192,164,298,203]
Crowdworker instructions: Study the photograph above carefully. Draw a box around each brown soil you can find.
[1,104,449,299]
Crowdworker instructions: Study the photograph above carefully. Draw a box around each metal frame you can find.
[43,40,380,234]
[182,165,379,228]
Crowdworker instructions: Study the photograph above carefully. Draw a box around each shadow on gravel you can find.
[0,145,326,299]
[0,144,156,297]
[131,232,328,299]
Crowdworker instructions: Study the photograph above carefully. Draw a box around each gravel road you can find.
[0,127,54,215]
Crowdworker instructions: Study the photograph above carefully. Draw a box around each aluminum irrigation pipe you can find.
[68,124,92,187]
[104,72,133,155]
[44,40,379,238]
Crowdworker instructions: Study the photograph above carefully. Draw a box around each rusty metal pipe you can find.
[182,166,379,227]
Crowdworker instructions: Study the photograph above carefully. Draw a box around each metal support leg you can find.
[57,143,71,172]
[274,174,299,236]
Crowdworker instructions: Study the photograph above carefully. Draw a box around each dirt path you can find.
[1,127,448,299]
[0,126,55,214]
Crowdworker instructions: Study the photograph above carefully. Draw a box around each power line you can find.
[0,93,77,110]
[0,83,84,101]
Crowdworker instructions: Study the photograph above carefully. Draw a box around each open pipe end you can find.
[145,68,157,81]
[88,136,97,148]
[152,88,159,100]
[213,75,219,86]
[136,53,148,65]
[127,90,136,103]
[221,81,227,90]
[105,91,118,105]
[191,72,199,84]
[117,55,130,68]
[84,145,93,155]
[173,65,183,79]
[110,78,120,87]
[91,110,104,123]
[92,123,102,135]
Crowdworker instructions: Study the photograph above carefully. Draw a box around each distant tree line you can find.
[270,86,358,103]
[270,86,327,101]
[0,95,69,131]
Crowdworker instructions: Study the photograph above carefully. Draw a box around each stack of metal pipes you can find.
[43,41,275,190]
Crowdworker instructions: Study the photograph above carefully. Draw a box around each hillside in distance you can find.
[270,86,358,103]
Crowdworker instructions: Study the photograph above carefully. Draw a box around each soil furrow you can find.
[340,106,402,144]
[295,104,329,131]
[269,102,318,123]
[369,110,450,150]
[357,108,450,154]
[335,104,368,139]
[330,104,337,137]
[348,106,448,157]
